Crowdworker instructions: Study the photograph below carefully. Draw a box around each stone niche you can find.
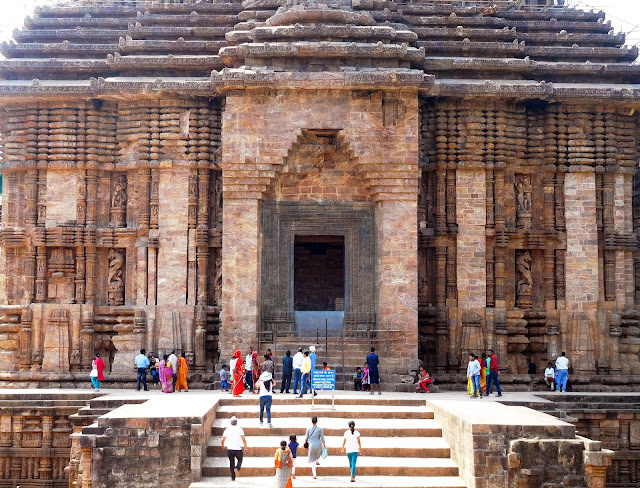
[261,201,376,337]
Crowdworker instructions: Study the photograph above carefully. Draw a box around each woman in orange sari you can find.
[231,350,245,397]
[176,351,189,392]
[479,352,488,394]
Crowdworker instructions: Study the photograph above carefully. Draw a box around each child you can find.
[322,362,329,370]
[353,367,363,391]
[220,364,229,391]
[361,362,370,391]
[288,433,299,479]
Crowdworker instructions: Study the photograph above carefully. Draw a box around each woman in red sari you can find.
[231,350,245,397]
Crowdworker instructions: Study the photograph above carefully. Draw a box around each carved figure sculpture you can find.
[515,175,532,229]
[516,251,533,295]
[110,174,127,228]
[107,249,124,306]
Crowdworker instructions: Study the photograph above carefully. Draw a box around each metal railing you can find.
[257,321,407,391]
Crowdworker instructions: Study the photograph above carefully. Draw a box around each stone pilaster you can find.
[220,198,261,359]
[564,171,598,374]
[376,199,418,359]
[456,170,487,305]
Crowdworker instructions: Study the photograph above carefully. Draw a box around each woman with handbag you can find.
[90,353,105,392]
[303,416,326,479]
[274,440,293,488]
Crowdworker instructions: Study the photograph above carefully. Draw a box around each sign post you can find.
[310,369,336,410]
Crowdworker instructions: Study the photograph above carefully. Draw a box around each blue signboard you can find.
[311,370,336,390]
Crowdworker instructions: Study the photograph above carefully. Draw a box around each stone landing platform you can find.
[0,389,616,488]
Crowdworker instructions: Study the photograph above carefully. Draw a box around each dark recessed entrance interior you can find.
[294,235,345,311]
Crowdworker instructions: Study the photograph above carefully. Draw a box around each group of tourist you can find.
[466,350,572,397]
[466,349,503,398]
[543,351,571,392]
[222,415,362,484]
[226,345,383,399]
[130,348,189,393]
[351,348,382,394]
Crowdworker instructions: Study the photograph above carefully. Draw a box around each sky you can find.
[0,0,638,51]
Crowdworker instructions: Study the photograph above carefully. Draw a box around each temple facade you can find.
[0,0,639,389]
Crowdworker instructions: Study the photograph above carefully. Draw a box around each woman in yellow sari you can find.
[176,351,189,392]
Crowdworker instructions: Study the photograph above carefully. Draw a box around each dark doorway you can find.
[294,235,345,311]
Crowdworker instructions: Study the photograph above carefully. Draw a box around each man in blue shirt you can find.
[134,348,150,391]
[366,347,381,395]
[280,350,293,393]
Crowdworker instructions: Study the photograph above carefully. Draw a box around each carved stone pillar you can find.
[544,248,555,305]
[80,312,94,370]
[19,307,32,371]
[150,169,159,229]
[75,247,86,304]
[435,247,446,307]
[36,169,47,227]
[194,305,207,373]
[24,247,36,302]
[80,447,92,488]
[85,170,98,227]
[25,168,38,225]
[137,168,150,230]
[435,169,446,232]
[35,246,47,302]
[543,171,555,232]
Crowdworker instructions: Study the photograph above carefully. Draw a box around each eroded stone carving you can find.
[515,174,532,230]
[110,173,127,228]
[107,248,125,306]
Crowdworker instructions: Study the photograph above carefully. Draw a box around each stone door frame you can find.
[261,201,377,337]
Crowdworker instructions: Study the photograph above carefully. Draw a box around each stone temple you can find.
[0,0,640,394]
[1,1,640,488]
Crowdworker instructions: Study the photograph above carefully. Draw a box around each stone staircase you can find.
[190,396,466,488]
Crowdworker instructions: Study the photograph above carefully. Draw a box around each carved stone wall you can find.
[0,97,224,383]
[419,97,639,387]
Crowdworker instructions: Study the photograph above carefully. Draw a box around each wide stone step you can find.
[76,407,112,417]
[218,397,426,407]
[207,435,451,458]
[211,417,442,438]
[215,404,434,420]
[191,475,466,488]
[201,456,459,478]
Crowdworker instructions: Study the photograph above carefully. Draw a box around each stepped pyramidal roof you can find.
[0,0,638,100]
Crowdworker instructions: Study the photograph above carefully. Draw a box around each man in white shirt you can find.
[292,347,304,394]
[544,362,556,391]
[466,353,482,398]
[245,346,254,391]
[555,352,569,392]
[168,350,178,392]
[341,420,362,482]
[221,416,247,481]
